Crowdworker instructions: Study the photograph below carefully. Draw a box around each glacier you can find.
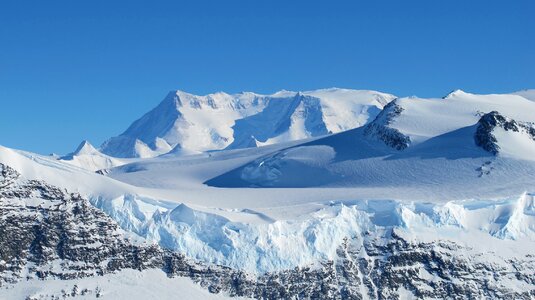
[88,192,535,274]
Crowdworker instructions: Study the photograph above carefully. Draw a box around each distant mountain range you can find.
[98,88,396,158]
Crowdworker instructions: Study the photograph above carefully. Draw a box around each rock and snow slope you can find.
[99,88,395,158]
[475,111,535,157]
[207,90,535,188]
[2,89,535,298]
[2,162,535,299]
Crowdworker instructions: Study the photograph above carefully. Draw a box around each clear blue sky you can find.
[1,0,534,155]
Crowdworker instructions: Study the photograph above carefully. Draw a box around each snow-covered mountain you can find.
[100,88,396,158]
[207,90,535,188]
[58,140,132,172]
[2,88,535,299]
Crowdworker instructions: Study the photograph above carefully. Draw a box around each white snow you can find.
[58,140,135,171]
[0,269,244,300]
[99,88,396,158]
[513,89,535,101]
[389,90,535,145]
[492,127,535,161]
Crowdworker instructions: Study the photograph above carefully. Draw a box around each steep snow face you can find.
[58,140,133,172]
[227,89,392,149]
[100,88,395,158]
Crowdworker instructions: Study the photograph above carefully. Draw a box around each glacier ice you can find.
[90,193,535,274]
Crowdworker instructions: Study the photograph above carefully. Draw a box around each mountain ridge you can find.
[99,88,396,158]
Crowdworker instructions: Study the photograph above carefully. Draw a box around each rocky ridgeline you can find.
[475,111,535,154]
[364,100,411,150]
[1,163,535,299]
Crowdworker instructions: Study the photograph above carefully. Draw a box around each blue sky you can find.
[1,0,534,155]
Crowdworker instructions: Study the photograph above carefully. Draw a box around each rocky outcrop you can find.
[1,163,535,299]
[364,100,411,150]
[475,111,535,154]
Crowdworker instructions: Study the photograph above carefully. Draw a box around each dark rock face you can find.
[1,163,535,299]
[364,101,411,150]
[475,111,535,154]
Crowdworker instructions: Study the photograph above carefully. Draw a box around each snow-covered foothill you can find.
[58,140,134,172]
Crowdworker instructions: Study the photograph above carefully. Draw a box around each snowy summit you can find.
[99,88,396,158]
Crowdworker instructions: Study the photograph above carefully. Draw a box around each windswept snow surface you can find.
[2,90,535,276]
[514,89,535,101]
[100,88,395,158]
[0,269,244,300]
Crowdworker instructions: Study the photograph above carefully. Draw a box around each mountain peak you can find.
[100,89,397,158]
[59,140,102,161]
[443,89,468,99]
[73,140,98,156]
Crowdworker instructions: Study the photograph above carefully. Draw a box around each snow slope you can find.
[100,88,395,158]
[0,269,243,300]
[207,90,535,189]
[514,89,535,101]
